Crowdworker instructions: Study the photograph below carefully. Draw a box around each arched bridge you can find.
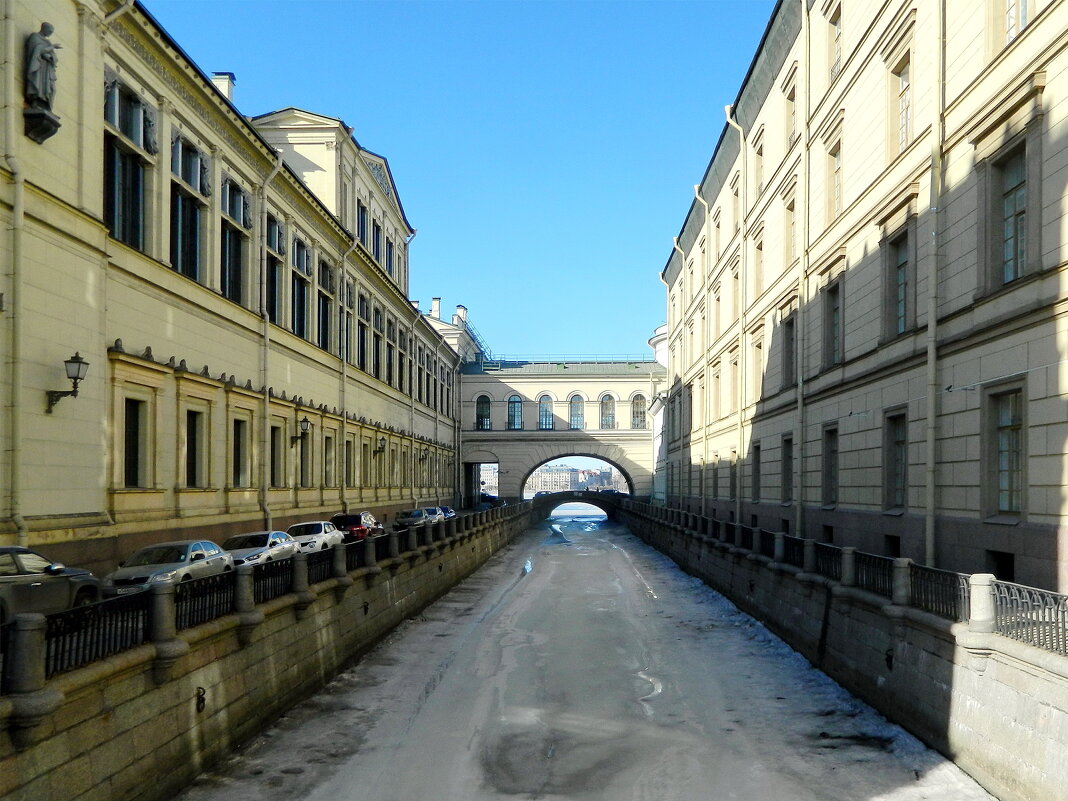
[529,490,631,522]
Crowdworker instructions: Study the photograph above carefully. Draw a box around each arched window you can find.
[538,396,554,430]
[507,395,523,430]
[631,395,647,429]
[600,396,616,429]
[475,395,491,430]
[569,396,584,430]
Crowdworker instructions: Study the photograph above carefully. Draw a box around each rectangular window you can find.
[1001,148,1027,284]
[822,427,839,506]
[386,239,395,276]
[752,443,761,502]
[895,59,911,153]
[292,275,309,338]
[345,439,355,486]
[824,282,843,367]
[781,436,793,502]
[266,255,282,324]
[785,85,797,146]
[884,413,907,510]
[781,314,796,387]
[298,429,311,488]
[104,134,145,250]
[185,410,204,488]
[318,290,332,350]
[753,237,764,298]
[1005,0,1034,43]
[784,200,796,265]
[373,222,382,262]
[220,222,244,304]
[992,389,1024,514]
[170,185,202,280]
[270,425,284,487]
[753,136,764,192]
[232,418,249,487]
[124,398,146,488]
[729,454,738,500]
[357,202,368,245]
[829,6,842,80]
[829,142,843,218]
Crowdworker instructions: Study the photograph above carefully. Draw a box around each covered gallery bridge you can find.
[459,359,666,503]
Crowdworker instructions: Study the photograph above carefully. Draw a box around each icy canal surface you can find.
[176,515,995,801]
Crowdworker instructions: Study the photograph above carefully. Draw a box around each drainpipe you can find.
[4,4,26,546]
[796,0,811,538]
[924,0,947,566]
[103,0,135,25]
[258,151,284,529]
[337,238,357,514]
[724,105,747,528]
[693,185,711,517]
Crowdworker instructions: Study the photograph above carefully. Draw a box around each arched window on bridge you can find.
[631,395,647,429]
[507,395,523,430]
[600,396,616,429]
[569,396,584,430]
[475,395,491,430]
[538,396,554,430]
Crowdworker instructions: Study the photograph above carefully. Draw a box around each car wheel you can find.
[223,565,232,572]
[73,589,95,607]
[180,574,191,582]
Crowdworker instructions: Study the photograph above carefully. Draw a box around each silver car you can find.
[0,547,101,623]
[422,507,446,524]
[104,540,233,596]
[222,531,300,566]
[286,521,344,552]
[394,508,430,529]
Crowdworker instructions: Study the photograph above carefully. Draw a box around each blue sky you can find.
[146,0,776,357]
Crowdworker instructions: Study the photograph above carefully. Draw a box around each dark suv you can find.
[329,511,385,543]
[0,546,101,624]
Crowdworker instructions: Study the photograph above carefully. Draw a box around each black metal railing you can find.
[782,535,805,568]
[814,542,842,581]
[44,592,152,679]
[738,526,754,551]
[910,564,970,622]
[993,580,1068,655]
[0,622,11,693]
[253,559,294,605]
[373,534,391,562]
[307,549,335,585]
[854,552,894,599]
[722,522,736,546]
[758,529,776,559]
[345,541,364,571]
[175,571,237,631]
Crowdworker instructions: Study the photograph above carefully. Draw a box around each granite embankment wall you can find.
[622,502,1068,801]
[0,506,531,801]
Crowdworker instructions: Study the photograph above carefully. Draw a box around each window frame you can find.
[982,381,1027,519]
[507,395,523,431]
[475,395,492,431]
[883,410,908,512]
[538,395,554,430]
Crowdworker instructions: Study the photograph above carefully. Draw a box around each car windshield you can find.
[400,510,423,519]
[223,534,267,549]
[288,524,320,538]
[423,508,438,515]
[127,546,187,566]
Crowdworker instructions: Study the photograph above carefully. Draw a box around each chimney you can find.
[430,297,441,320]
[454,305,468,324]
[411,300,420,311]
[211,72,236,102]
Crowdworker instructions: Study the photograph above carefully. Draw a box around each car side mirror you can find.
[46,563,65,574]
[191,553,205,562]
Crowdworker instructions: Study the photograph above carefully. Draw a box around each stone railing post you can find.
[803,539,816,574]
[892,558,912,605]
[407,525,419,554]
[388,529,400,559]
[773,531,785,563]
[332,542,354,598]
[968,573,997,634]
[291,551,315,618]
[447,518,458,540]
[364,535,378,569]
[150,582,189,683]
[6,613,63,749]
[840,547,856,586]
[235,565,264,645]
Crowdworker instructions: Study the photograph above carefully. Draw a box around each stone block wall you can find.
[0,507,529,801]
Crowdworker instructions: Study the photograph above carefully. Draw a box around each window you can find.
[103,79,153,251]
[232,418,249,487]
[372,222,382,262]
[185,409,205,488]
[270,424,284,487]
[781,313,796,387]
[317,261,335,351]
[345,439,355,487]
[569,397,584,430]
[823,281,843,367]
[385,238,394,276]
[822,427,839,506]
[600,396,616,429]
[784,199,796,265]
[884,412,908,510]
[357,201,368,245]
[828,141,843,218]
[753,133,764,192]
[712,455,720,498]
[265,215,284,324]
[538,396,554,430]
[781,436,793,502]
[729,453,738,500]
[507,395,523,430]
[829,6,842,81]
[1005,0,1035,43]
[124,398,146,488]
[751,336,763,400]
[785,84,797,146]
[170,137,208,281]
[220,222,244,303]
[986,388,1025,515]
[884,227,915,338]
[292,273,309,339]
[475,395,491,430]
[631,395,647,429]
[357,294,369,372]
[751,443,761,502]
[1001,148,1027,284]
[894,58,911,153]
[731,177,740,233]
[753,235,764,298]
[298,425,311,488]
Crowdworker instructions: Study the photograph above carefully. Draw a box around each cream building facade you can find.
[662,0,1068,589]
[1,0,460,573]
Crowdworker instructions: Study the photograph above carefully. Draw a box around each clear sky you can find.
[145,0,776,358]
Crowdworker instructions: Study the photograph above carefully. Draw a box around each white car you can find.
[286,521,344,552]
[422,507,446,524]
[222,531,300,566]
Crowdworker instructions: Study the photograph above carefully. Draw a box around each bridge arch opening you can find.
[521,455,634,502]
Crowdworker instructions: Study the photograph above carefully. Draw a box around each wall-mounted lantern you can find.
[290,416,311,445]
[45,352,89,413]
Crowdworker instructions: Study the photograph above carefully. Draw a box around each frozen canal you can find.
[176,511,995,801]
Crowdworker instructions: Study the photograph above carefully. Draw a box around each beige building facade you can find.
[1,0,460,573]
[662,0,1068,589]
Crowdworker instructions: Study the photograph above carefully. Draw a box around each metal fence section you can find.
[993,580,1068,655]
[175,571,237,631]
[910,563,970,622]
[782,535,805,568]
[758,530,776,559]
[0,622,11,693]
[44,592,152,678]
[307,549,334,585]
[738,526,754,551]
[373,534,391,562]
[814,542,842,581]
[855,552,894,599]
[253,559,295,605]
[345,541,364,571]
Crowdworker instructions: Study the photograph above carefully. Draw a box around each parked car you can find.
[222,531,300,566]
[534,491,552,498]
[441,506,457,520]
[329,511,385,543]
[103,540,232,597]
[286,521,345,552]
[0,546,101,624]
[394,508,430,530]
[423,507,446,524]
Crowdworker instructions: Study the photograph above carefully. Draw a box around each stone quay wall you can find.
[621,502,1068,801]
[0,505,532,801]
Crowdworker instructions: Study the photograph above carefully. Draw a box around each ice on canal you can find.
[176,512,995,801]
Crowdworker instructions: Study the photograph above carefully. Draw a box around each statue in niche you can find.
[23,22,62,143]
[25,23,60,111]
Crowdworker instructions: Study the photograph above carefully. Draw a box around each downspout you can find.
[258,151,284,529]
[725,105,747,528]
[796,0,811,538]
[337,238,357,514]
[694,185,710,517]
[4,4,26,546]
[924,0,947,566]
